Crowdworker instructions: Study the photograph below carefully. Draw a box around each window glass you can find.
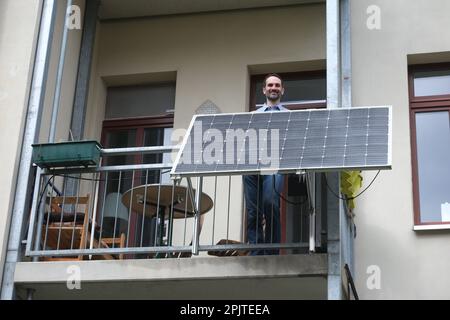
[105,83,176,119]
[142,128,165,185]
[255,77,326,107]
[104,129,137,194]
[414,70,450,97]
[415,111,450,222]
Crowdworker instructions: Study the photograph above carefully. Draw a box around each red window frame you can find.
[409,63,450,226]
[100,115,174,249]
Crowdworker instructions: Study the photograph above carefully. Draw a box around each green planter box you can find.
[32,140,102,169]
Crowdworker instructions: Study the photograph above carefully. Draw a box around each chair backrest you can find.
[48,195,90,226]
[51,196,89,211]
[103,192,129,221]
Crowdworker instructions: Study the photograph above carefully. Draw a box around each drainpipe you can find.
[0,0,57,300]
[48,0,72,143]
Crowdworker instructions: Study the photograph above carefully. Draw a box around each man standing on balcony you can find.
[244,73,288,255]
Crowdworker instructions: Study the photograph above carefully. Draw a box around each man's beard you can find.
[266,92,280,101]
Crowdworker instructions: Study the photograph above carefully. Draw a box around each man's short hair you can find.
[263,73,284,87]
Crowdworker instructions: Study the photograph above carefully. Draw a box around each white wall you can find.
[0,0,41,288]
[351,0,450,299]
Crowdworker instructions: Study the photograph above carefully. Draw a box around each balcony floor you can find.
[14,253,327,299]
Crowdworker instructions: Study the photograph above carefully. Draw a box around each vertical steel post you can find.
[326,0,343,300]
[48,0,72,143]
[340,0,354,280]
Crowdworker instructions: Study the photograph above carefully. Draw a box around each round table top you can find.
[121,184,213,219]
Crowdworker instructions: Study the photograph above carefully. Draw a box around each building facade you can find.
[0,0,449,299]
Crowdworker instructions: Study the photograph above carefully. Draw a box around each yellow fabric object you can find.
[340,171,363,210]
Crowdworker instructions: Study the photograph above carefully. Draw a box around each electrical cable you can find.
[272,175,309,206]
[53,173,104,182]
[324,170,381,201]
[36,174,56,213]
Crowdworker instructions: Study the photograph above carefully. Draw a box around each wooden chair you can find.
[42,195,126,261]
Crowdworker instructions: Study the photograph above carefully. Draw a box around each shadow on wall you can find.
[0,1,7,48]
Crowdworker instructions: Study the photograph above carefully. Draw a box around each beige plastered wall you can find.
[0,0,84,287]
[84,4,326,249]
[0,0,41,288]
[351,0,450,299]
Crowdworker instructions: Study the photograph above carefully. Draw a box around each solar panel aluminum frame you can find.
[170,106,392,178]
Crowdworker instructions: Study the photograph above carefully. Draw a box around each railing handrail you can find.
[100,145,180,156]
[44,163,174,175]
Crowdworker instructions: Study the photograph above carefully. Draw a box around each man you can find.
[243,73,288,255]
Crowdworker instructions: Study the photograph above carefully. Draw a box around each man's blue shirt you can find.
[255,103,289,112]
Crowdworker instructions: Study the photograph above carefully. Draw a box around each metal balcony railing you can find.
[24,146,321,261]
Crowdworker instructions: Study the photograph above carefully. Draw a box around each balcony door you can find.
[100,83,175,251]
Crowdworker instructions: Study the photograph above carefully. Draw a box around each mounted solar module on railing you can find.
[170,106,392,177]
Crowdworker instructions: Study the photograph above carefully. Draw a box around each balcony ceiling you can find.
[98,0,325,20]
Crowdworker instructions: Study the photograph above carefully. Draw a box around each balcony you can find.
[14,145,331,299]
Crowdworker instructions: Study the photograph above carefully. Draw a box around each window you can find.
[409,63,450,225]
[249,70,326,111]
[100,83,175,248]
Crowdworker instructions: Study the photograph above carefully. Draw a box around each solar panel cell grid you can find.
[171,106,392,176]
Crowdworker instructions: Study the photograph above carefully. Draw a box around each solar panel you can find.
[171,106,392,177]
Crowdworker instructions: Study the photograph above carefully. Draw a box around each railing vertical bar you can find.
[69,174,82,249]
[126,171,134,248]
[140,170,149,247]
[168,177,175,247]
[183,182,188,245]
[56,177,68,251]
[271,175,274,245]
[256,175,260,244]
[89,171,101,256]
[192,177,203,255]
[111,171,121,247]
[154,171,162,247]
[211,176,217,245]
[98,171,108,244]
[86,172,97,259]
[226,176,231,243]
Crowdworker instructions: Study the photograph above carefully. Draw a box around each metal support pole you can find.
[340,0,354,280]
[1,0,57,300]
[326,172,342,300]
[48,0,72,143]
[307,173,316,253]
[341,0,352,109]
[327,0,341,110]
[326,0,343,300]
